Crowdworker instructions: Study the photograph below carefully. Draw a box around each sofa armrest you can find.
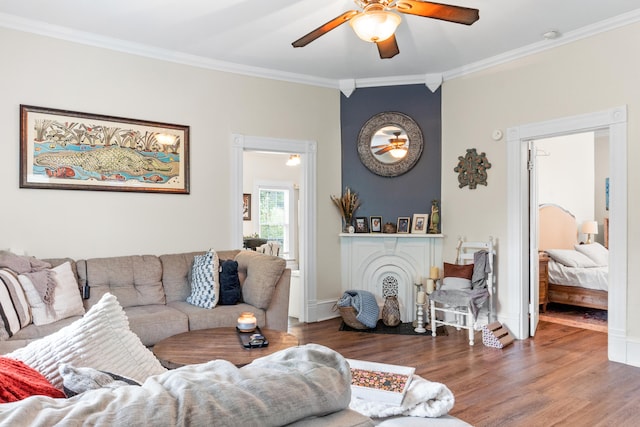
[264,268,291,332]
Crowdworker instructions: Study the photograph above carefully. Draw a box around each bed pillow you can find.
[545,249,598,268]
[6,293,166,389]
[18,262,85,326]
[443,262,474,280]
[186,250,220,309]
[574,242,608,267]
[0,356,65,403]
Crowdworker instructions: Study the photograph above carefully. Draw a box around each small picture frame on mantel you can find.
[411,214,429,234]
[355,217,369,233]
[396,217,410,234]
[370,216,382,233]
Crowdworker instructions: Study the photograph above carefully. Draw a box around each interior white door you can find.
[529,141,540,336]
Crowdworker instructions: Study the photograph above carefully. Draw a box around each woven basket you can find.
[336,305,369,330]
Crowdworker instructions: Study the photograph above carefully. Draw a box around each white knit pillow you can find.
[7,293,166,388]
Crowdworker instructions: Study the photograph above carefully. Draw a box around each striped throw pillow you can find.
[0,269,32,340]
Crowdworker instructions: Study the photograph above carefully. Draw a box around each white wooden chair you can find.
[430,237,495,345]
[256,241,281,256]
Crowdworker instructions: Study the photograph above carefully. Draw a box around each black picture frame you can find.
[355,217,369,233]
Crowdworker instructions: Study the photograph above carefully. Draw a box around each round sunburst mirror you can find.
[357,112,423,177]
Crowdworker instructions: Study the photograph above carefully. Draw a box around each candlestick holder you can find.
[414,303,427,333]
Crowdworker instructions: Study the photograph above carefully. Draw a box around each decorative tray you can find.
[236,326,269,349]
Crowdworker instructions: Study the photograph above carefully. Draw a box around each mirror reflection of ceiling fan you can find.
[372,131,408,158]
[292,0,479,59]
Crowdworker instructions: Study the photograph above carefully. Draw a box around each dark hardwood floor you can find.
[288,318,640,427]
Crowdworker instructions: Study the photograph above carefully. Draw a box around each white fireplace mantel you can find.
[340,233,443,322]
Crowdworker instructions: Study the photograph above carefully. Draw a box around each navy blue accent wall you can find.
[340,84,441,228]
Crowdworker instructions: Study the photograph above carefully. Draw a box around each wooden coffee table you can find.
[153,327,299,369]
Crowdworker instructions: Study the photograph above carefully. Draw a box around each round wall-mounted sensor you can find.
[492,129,503,141]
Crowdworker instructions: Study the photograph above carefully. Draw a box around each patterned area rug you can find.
[339,320,448,336]
[539,303,607,333]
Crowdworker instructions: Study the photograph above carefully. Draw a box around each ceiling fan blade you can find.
[376,34,400,59]
[375,146,394,155]
[394,0,479,25]
[292,10,359,47]
[371,144,390,149]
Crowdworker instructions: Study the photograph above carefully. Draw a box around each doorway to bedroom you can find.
[506,105,627,364]
[531,131,609,334]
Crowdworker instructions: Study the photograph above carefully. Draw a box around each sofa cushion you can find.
[8,315,81,342]
[186,250,220,309]
[78,255,166,308]
[7,293,167,388]
[168,301,266,331]
[18,261,85,326]
[236,251,286,310]
[123,304,188,347]
[160,250,242,303]
[0,356,65,402]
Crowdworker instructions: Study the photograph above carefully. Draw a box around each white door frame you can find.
[506,106,628,364]
[230,134,318,322]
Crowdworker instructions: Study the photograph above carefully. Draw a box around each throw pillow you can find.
[0,269,32,340]
[219,259,241,305]
[0,356,65,403]
[18,261,85,326]
[443,262,474,280]
[574,242,608,267]
[545,249,597,268]
[59,363,140,397]
[186,250,220,309]
[442,277,472,290]
[236,251,286,310]
[7,293,166,389]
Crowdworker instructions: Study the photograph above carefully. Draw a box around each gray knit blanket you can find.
[0,251,56,306]
[337,290,380,328]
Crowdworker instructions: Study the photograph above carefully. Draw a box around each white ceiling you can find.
[1,1,640,90]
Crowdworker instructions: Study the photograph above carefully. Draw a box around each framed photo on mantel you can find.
[396,217,410,234]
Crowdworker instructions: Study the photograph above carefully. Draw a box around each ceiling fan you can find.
[292,0,479,59]
[372,131,408,158]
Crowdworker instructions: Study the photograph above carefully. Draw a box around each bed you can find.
[538,204,608,310]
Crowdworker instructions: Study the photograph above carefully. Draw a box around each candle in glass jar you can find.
[417,291,426,304]
[430,266,440,279]
[237,312,257,332]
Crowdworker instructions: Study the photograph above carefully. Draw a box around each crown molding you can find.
[0,12,338,90]
[2,9,640,92]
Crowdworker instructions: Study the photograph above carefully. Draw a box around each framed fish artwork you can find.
[20,105,190,194]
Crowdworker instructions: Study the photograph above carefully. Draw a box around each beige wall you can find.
[0,28,342,301]
[442,22,640,340]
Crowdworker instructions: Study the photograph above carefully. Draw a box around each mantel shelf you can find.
[339,233,443,238]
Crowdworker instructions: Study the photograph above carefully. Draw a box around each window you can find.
[258,186,291,256]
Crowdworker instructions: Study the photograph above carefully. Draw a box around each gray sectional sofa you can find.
[0,249,290,353]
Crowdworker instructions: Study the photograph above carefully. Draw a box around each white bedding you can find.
[547,259,608,291]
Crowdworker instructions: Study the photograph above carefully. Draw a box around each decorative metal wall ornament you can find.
[454,148,491,189]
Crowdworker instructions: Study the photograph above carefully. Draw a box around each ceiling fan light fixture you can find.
[389,147,408,159]
[286,154,301,166]
[349,7,401,43]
